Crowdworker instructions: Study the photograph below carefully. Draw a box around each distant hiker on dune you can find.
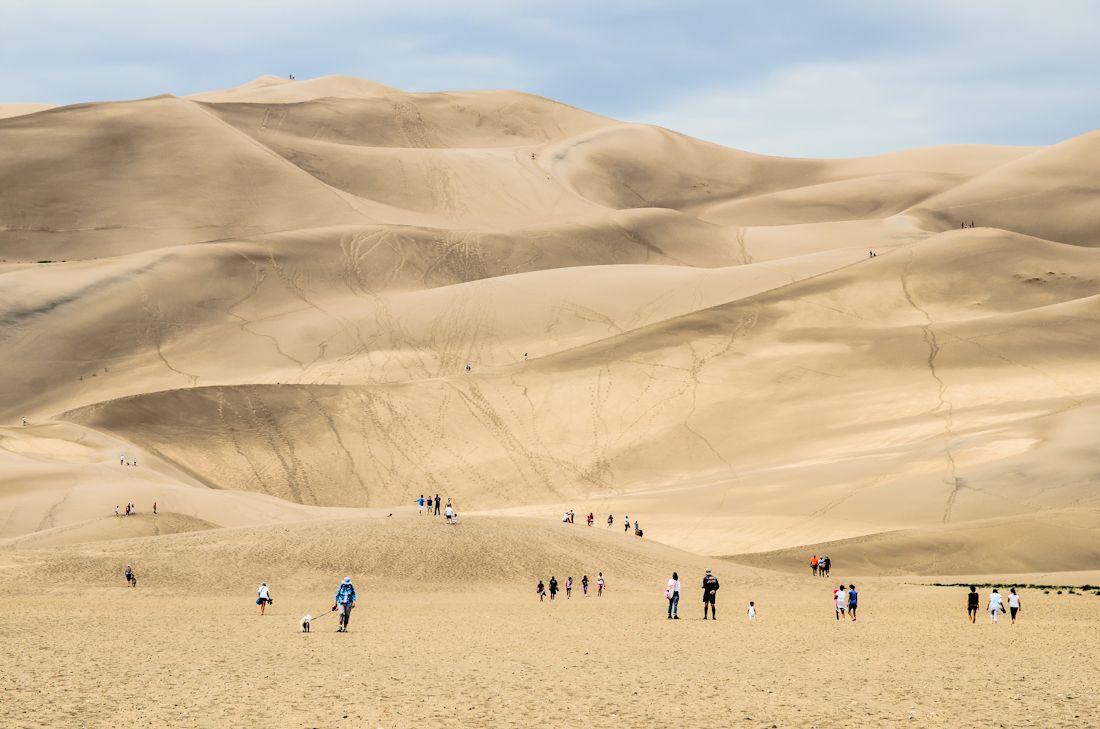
[597,572,605,597]
[418,494,425,515]
[967,586,980,623]
[257,582,272,615]
[586,512,593,526]
[332,577,357,632]
[566,576,573,598]
[607,514,613,528]
[702,569,719,619]
[434,494,441,516]
[811,555,819,576]
[582,574,589,596]
[1008,588,1021,624]
[115,505,119,517]
[747,601,757,621]
[623,515,630,532]
[124,565,136,587]
[847,584,858,621]
[537,580,546,601]
[549,576,558,601]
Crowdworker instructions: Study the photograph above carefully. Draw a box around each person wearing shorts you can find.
[847,584,858,621]
[834,584,847,620]
[702,569,719,619]
[597,573,605,597]
[582,575,589,596]
[1007,588,1021,624]
[257,582,271,615]
[967,586,979,623]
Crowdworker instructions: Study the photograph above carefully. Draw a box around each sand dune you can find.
[1,74,1098,562]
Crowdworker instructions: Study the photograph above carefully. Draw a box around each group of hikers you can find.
[809,554,832,577]
[537,573,605,600]
[969,586,1022,624]
[115,502,155,516]
[560,511,643,537]
[417,494,457,523]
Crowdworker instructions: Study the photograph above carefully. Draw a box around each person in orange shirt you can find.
[810,555,820,577]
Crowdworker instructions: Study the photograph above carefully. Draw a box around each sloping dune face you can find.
[1,76,1098,572]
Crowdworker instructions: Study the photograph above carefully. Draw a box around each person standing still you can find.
[666,572,681,619]
[434,494,441,516]
[702,569,719,620]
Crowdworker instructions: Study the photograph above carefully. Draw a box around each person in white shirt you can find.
[835,584,847,620]
[1007,588,1021,624]
[665,572,681,619]
[988,589,1005,623]
[445,504,455,523]
[257,582,272,615]
[747,601,757,621]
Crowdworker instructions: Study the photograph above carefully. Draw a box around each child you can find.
[747,601,757,621]
[537,580,546,602]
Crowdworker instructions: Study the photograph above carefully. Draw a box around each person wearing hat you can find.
[701,569,720,620]
[332,577,358,632]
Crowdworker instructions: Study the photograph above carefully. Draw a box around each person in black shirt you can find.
[548,576,558,601]
[967,586,980,623]
[702,569,719,620]
[434,494,441,516]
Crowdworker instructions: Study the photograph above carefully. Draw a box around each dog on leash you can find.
[300,615,312,633]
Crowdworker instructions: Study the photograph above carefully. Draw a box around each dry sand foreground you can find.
[1,582,1097,728]
[2,73,1100,726]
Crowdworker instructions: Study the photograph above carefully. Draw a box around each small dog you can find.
[300,615,312,633]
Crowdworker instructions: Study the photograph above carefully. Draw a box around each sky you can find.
[2,0,1097,157]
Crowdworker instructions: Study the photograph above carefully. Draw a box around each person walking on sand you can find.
[115,505,120,517]
[434,494,441,516]
[257,582,271,615]
[811,555,819,577]
[747,601,757,621]
[597,572,605,597]
[702,569,719,620]
[124,565,136,587]
[988,588,1004,624]
[967,586,980,623]
[332,577,357,632]
[537,580,546,602]
[549,576,558,601]
[566,576,573,599]
[418,494,425,515]
[847,584,858,621]
[1008,588,1021,624]
[666,571,681,619]
[607,514,613,529]
[834,584,847,620]
[582,574,589,596]
[624,515,630,532]
[152,501,157,515]
[587,512,594,527]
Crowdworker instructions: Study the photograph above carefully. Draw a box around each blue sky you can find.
[3,1,1097,156]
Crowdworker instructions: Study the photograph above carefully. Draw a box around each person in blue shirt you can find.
[332,577,357,632]
[847,584,858,621]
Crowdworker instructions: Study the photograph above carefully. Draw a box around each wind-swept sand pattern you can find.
[1,75,1098,727]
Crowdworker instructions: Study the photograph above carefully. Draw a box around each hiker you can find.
[702,569,719,619]
[537,580,546,601]
[125,503,131,516]
[847,584,858,621]
[811,555,819,576]
[633,519,639,533]
[152,502,157,515]
[332,577,357,632]
[124,565,136,587]
[586,512,594,527]
[549,576,558,601]
[444,502,455,523]
[581,574,589,596]
[821,556,831,577]
[120,455,124,466]
[607,514,613,528]
[566,576,573,599]
[434,494,441,516]
[22,417,27,427]
[569,510,575,524]
[624,515,630,532]
[967,586,979,623]
[257,582,271,615]
[988,588,1004,624]
[747,601,757,621]
[1008,588,1021,624]
[666,571,681,619]
[115,505,120,517]
[465,362,472,373]
[597,572,605,597]
[834,584,847,620]
[418,495,425,515]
